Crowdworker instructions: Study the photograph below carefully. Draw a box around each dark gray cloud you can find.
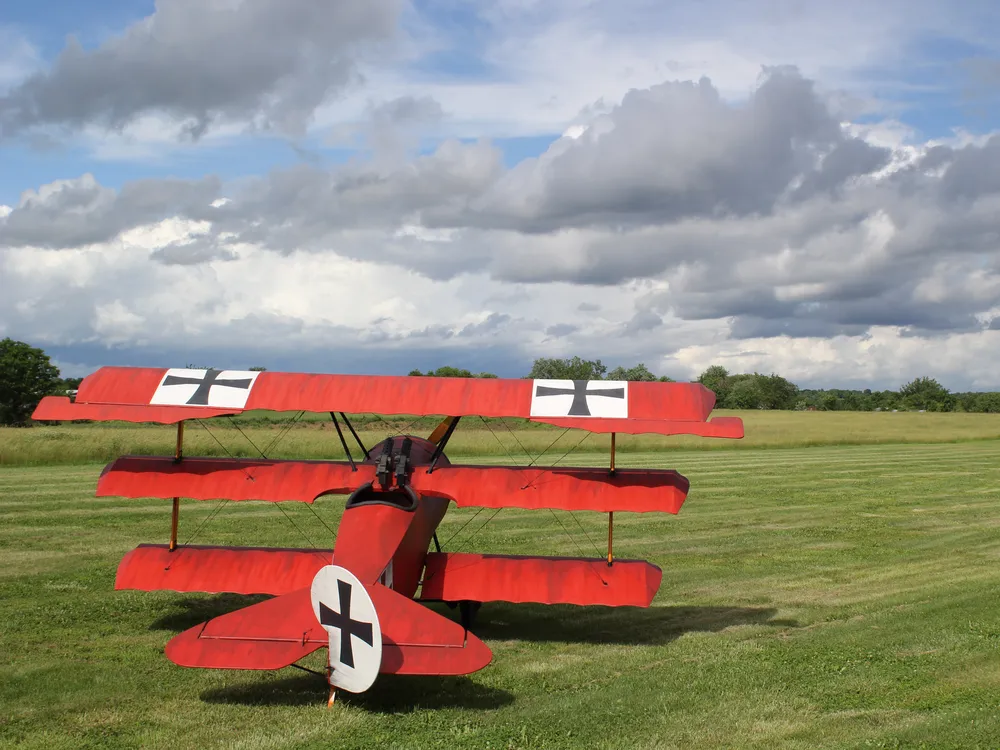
[424,67,886,232]
[328,95,446,156]
[545,323,579,336]
[7,66,1000,347]
[150,237,237,265]
[0,0,401,141]
[0,174,220,248]
[42,338,538,380]
[458,312,511,337]
[622,310,662,336]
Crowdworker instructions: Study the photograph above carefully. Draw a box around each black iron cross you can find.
[319,580,374,669]
[534,380,625,416]
[160,369,253,405]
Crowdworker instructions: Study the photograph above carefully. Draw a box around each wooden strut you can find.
[169,421,184,552]
[607,512,614,567]
[608,432,616,566]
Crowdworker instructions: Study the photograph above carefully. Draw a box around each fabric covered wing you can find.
[97,456,365,503]
[419,553,663,607]
[32,366,743,438]
[32,396,239,424]
[97,457,689,513]
[115,544,330,595]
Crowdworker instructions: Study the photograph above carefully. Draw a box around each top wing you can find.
[33,366,743,438]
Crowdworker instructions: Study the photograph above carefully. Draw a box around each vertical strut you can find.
[607,431,616,566]
[607,511,614,567]
[169,421,184,552]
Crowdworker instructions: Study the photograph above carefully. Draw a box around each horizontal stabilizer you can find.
[370,583,492,676]
[164,581,492,676]
[98,457,689,513]
[115,544,330,595]
[166,588,326,670]
[419,552,662,607]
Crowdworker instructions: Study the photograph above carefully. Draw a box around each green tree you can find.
[974,392,1000,413]
[428,366,476,378]
[754,373,799,409]
[528,357,607,380]
[697,365,731,402]
[409,367,498,378]
[248,366,267,371]
[607,363,658,381]
[0,339,62,427]
[725,375,762,409]
[899,377,952,411]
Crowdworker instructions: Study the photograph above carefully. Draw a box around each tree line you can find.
[2,338,999,426]
[410,359,999,413]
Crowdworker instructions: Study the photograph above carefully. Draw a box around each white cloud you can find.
[672,327,1000,390]
[6,7,1000,390]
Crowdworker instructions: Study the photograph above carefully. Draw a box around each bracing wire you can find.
[547,509,608,584]
[224,416,267,459]
[258,410,306,457]
[479,416,524,467]
[449,507,504,555]
[438,507,485,549]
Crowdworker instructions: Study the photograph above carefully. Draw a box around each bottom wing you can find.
[115,544,331,595]
[418,552,662,607]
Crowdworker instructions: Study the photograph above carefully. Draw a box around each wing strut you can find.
[607,431,616,566]
[339,413,368,457]
[169,421,185,551]
[330,412,357,471]
[427,417,460,473]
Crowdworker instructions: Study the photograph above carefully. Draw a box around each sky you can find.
[2,0,1000,390]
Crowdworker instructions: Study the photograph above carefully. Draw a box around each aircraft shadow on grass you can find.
[150,594,796,712]
[200,673,515,714]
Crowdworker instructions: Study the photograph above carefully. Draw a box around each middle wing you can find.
[97,456,690,514]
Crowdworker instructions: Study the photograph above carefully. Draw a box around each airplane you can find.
[32,366,743,704]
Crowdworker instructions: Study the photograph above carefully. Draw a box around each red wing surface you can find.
[419,553,662,607]
[98,457,690,513]
[34,366,743,437]
[115,544,330,595]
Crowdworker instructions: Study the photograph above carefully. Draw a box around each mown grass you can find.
[3,410,1000,466]
[3,435,1000,748]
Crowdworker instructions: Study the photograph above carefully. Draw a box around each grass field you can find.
[4,410,1000,466]
[3,416,1000,748]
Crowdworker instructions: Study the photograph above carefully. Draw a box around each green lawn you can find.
[3,431,1000,747]
[4,409,1000,466]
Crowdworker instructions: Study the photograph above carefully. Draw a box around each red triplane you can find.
[34,367,743,702]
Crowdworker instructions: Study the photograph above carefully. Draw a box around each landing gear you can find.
[445,599,482,631]
[459,600,481,632]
